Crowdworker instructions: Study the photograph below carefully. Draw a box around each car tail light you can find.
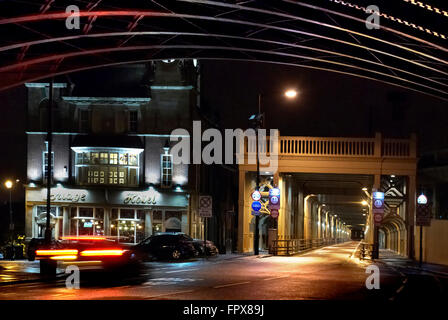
[79,249,127,257]
[36,249,78,256]
[61,236,107,241]
[50,255,78,261]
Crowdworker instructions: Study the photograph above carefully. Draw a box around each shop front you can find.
[25,186,189,244]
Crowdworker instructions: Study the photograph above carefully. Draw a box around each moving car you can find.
[192,239,219,256]
[135,233,197,261]
[34,236,141,274]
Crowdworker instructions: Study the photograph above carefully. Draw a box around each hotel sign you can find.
[50,192,87,202]
[124,193,157,205]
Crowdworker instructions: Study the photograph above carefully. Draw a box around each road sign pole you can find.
[419,225,423,267]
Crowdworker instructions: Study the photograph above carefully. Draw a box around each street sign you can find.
[270,209,279,219]
[416,204,432,226]
[269,187,280,210]
[251,190,261,201]
[251,201,262,212]
[372,191,384,226]
[417,194,428,205]
[199,195,212,218]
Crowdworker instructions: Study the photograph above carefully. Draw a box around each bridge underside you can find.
[0,0,446,102]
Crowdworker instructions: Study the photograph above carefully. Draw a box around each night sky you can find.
[0,60,447,241]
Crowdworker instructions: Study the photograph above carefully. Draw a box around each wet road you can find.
[0,242,444,300]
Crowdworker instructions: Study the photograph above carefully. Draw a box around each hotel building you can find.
[24,60,204,244]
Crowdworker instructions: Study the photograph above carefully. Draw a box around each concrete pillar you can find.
[317,206,322,238]
[297,188,304,239]
[304,195,315,240]
[62,207,69,236]
[145,210,152,237]
[238,170,253,253]
[407,175,416,259]
[25,205,34,239]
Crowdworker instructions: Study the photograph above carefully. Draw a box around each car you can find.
[34,236,142,275]
[134,233,197,261]
[192,239,219,256]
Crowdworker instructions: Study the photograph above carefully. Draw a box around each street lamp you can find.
[284,89,298,99]
[4,180,14,240]
[249,89,298,255]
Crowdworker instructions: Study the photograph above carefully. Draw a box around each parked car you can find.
[135,233,197,261]
[192,239,219,256]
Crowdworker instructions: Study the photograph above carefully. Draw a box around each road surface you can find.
[0,242,446,301]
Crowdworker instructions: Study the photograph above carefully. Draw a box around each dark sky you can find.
[0,60,447,240]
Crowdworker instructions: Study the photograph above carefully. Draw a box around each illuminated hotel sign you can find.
[49,192,87,202]
[124,193,157,205]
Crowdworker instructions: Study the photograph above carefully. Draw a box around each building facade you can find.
[24,60,204,244]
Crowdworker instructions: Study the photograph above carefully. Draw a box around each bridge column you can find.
[407,175,416,259]
[238,170,254,253]
[304,195,315,240]
[317,205,322,238]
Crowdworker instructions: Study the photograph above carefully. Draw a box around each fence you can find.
[271,238,348,256]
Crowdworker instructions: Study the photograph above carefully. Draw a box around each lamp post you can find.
[249,89,298,255]
[4,180,13,240]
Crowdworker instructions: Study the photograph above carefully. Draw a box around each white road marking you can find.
[213,281,250,289]
[263,275,289,281]
[165,268,199,274]
[143,290,194,299]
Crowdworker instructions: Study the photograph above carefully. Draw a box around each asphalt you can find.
[0,242,446,301]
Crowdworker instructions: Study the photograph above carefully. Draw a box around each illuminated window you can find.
[110,153,118,164]
[110,209,145,243]
[100,152,108,164]
[75,149,140,187]
[161,154,173,187]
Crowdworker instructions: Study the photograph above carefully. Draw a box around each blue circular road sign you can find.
[251,201,262,212]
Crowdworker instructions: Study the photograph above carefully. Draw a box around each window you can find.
[75,150,140,187]
[100,153,108,164]
[110,209,145,243]
[79,109,89,132]
[129,111,138,132]
[110,153,118,165]
[161,154,173,187]
[69,207,104,236]
[43,151,54,184]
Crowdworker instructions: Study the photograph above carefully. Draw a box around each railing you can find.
[280,137,376,157]
[382,139,412,158]
[357,242,378,260]
[244,133,416,159]
[271,238,348,256]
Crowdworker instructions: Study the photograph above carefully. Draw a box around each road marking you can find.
[396,285,405,294]
[143,290,194,299]
[213,281,250,289]
[263,275,289,281]
[165,268,198,274]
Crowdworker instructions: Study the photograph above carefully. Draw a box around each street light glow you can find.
[5,180,13,189]
[361,200,369,206]
[284,89,298,99]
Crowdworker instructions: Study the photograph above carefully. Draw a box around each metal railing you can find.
[358,242,378,260]
[271,238,349,256]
